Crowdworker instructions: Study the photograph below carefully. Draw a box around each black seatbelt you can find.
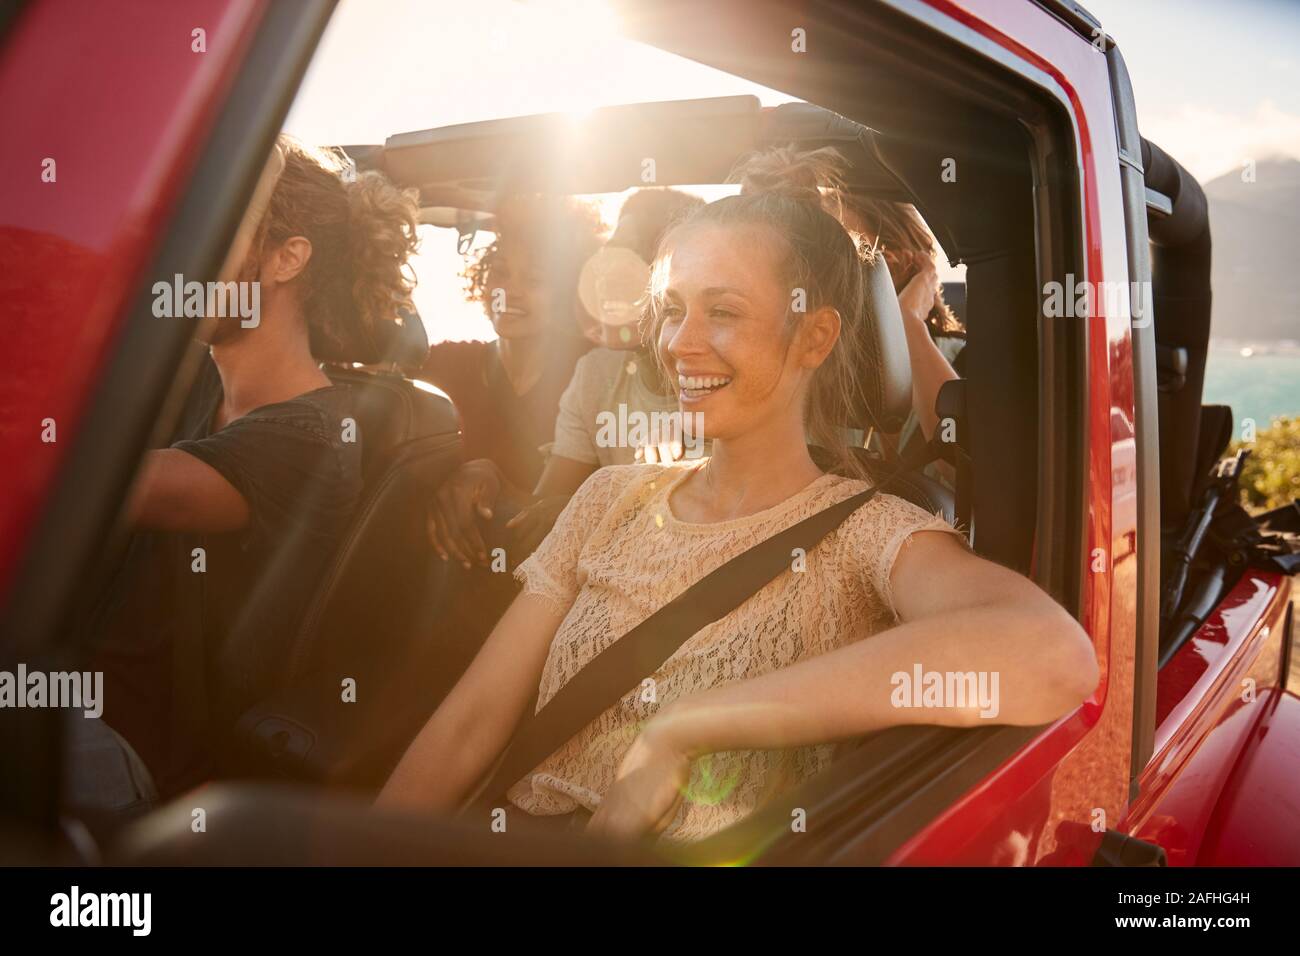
[465,479,896,814]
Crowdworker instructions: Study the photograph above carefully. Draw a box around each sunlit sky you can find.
[282,0,1300,344]
[283,0,788,341]
[1085,0,1300,181]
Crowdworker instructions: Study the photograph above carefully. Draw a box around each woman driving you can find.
[379,168,1098,843]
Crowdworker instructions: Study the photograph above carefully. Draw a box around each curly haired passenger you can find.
[86,135,422,795]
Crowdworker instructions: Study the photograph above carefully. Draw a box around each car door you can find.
[0,0,338,858]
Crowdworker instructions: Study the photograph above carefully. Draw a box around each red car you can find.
[1,0,1297,869]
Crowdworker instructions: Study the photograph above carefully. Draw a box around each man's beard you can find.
[204,255,261,345]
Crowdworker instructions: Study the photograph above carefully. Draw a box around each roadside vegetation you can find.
[1232,416,1300,513]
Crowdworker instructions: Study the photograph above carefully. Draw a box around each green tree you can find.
[1231,416,1300,513]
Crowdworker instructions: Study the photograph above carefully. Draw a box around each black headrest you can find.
[312,306,430,367]
[853,254,913,433]
[377,306,430,366]
[322,366,455,482]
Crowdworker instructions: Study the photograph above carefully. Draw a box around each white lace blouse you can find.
[508,460,962,842]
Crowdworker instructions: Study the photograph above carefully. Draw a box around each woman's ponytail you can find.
[731,143,850,221]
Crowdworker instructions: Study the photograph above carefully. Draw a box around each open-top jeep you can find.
[1,0,1297,867]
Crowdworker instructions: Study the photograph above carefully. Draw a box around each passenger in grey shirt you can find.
[550,346,704,468]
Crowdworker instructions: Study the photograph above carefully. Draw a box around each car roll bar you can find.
[1141,138,1213,532]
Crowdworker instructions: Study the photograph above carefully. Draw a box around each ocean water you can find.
[1202,347,1300,432]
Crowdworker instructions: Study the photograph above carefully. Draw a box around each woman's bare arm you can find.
[646,531,1096,754]
[903,319,960,442]
[589,531,1098,837]
[376,591,566,813]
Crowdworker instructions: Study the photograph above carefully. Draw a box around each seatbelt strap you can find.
[465,481,886,813]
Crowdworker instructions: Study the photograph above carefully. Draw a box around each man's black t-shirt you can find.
[88,354,362,794]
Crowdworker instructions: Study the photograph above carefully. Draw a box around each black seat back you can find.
[223,365,471,785]
[284,367,461,685]
[810,445,953,524]
[208,364,461,728]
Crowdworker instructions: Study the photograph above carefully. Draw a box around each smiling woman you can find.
[649,182,876,482]
[378,161,1098,842]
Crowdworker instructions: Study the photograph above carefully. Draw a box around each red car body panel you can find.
[885,0,1293,867]
[0,0,265,597]
[1125,571,1295,865]
[1,0,1293,865]
[1196,687,1300,866]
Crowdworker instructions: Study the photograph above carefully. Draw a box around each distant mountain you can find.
[1201,157,1300,342]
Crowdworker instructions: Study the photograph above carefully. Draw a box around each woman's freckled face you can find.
[655,223,809,440]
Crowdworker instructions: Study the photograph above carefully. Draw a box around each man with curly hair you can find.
[80,137,423,801]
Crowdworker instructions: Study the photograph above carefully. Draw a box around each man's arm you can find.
[125,448,251,533]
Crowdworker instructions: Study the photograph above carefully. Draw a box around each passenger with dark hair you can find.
[512,188,707,554]
[426,189,700,567]
[380,161,1097,843]
[420,195,605,566]
[86,136,423,798]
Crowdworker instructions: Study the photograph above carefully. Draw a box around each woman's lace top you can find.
[508,461,963,842]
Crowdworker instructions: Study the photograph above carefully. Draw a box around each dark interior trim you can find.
[876,1,1089,606]
[0,0,28,46]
